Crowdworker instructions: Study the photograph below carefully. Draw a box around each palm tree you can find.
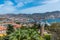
[8,27,44,40]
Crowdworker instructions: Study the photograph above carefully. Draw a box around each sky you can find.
[0,0,60,14]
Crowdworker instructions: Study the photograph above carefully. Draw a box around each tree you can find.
[7,24,15,35]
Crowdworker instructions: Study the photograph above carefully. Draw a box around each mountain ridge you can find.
[0,11,60,20]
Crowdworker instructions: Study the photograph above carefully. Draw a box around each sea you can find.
[41,18,60,23]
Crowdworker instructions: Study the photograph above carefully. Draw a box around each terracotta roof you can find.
[13,24,22,28]
[1,23,22,29]
[0,26,7,30]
